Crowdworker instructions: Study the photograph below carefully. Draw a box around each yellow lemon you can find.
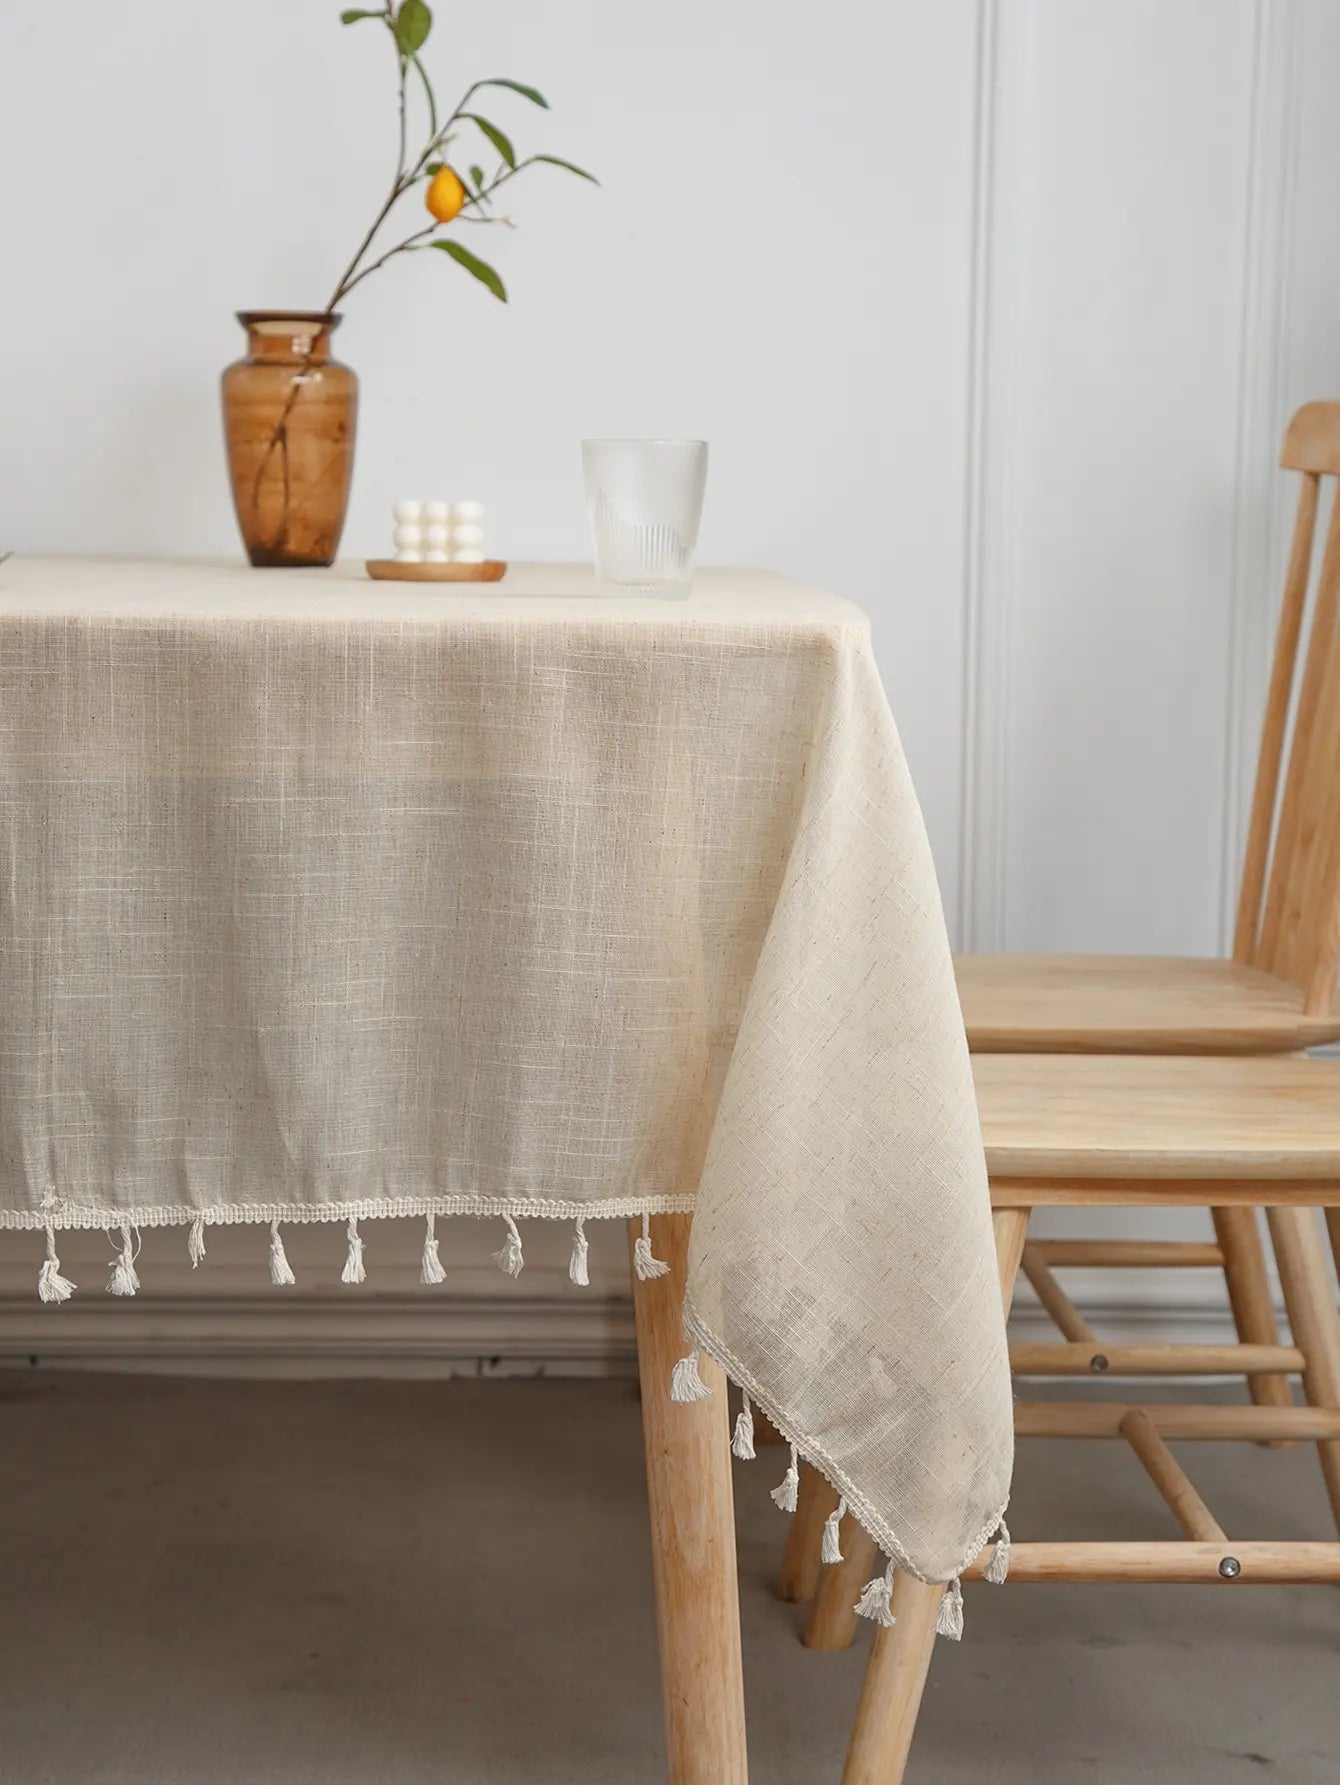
[425,166,467,224]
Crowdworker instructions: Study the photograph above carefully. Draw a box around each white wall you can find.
[1,0,1338,1365]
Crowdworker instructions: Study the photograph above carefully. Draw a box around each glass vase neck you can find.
[237,311,341,363]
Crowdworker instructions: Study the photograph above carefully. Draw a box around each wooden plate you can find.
[365,559,507,583]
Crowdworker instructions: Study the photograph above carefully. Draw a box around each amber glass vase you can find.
[221,312,357,567]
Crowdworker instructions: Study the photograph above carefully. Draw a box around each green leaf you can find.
[411,53,437,136]
[468,164,486,190]
[424,161,443,175]
[393,0,432,55]
[339,7,382,20]
[430,239,507,302]
[529,153,599,184]
[474,77,549,108]
[460,113,516,169]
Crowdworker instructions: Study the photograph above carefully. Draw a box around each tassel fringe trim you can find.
[22,1205,688,1301]
[669,1349,713,1403]
[854,1561,896,1628]
[633,1211,670,1280]
[269,1220,296,1287]
[568,1218,589,1286]
[936,1576,965,1641]
[341,1217,366,1285]
[493,1215,524,1278]
[108,1225,140,1297]
[770,1443,800,1513]
[731,1391,756,1460]
[38,1224,76,1304]
[984,1519,1010,1585]
[822,1496,847,1565]
[421,1214,446,1285]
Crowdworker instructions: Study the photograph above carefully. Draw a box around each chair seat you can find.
[956,952,1340,1054]
[974,1053,1340,1181]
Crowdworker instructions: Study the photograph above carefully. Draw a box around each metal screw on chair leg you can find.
[1218,1555,1242,1580]
[1089,1353,1110,1373]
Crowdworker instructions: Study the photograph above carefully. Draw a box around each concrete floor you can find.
[0,1372,1336,1783]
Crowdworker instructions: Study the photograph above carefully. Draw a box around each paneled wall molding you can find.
[957,0,1035,953]
[960,0,1305,961]
[1219,0,1302,953]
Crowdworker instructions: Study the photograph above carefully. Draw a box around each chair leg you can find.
[779,1465,840,1604]
[1214,1206,1296,1426]
[1325,1208,1340,1295]
[629,1214,749,1784]
[1266,1205,1340,1535]
[992,1207,1030,1313]
[840,1572,946,1785]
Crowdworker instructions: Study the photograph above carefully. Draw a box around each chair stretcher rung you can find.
[1020,1245,1096,1342]
[1030,1240,1225,1268]
[1118,1408,1225,1541]
[961,1541,1340,1584]
[1014,1401,1340,1440]
[1009,1342,1305,1376]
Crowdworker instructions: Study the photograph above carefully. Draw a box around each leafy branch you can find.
[329,1,597,309]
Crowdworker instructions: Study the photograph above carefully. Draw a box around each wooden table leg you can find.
[1267,1205,1340,1534]
[841,1572,946,1785]
[629,1213,748,1785]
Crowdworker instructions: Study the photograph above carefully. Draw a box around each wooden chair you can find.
[789,1054,1340,1783]
[956,400,1340,1397]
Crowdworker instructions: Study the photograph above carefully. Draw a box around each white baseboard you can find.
[0,1280,1265,1379]
[0,1291,638,1378]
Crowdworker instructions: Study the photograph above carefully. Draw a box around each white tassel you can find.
[770,1443,800,1513]
[822,1496,848,1565]
[493,1215,524,1279]
[568,1218,589,1286]
[633,1211,669,1280]
[935,1576,965,1641]
[269,1219,296,1286]
[187,1215,207,1269]
[984,1518,1011,1585]
[669,1348,712,1402]
[731,1391,756,1460]
[37,1225,76,1304]
[854,1560,896,1628]
[341,1217,366,1285]
[421,1214,445,1285]
[108,1225,140,1297]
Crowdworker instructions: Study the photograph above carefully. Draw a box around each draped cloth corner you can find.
[680,641,1013,1583]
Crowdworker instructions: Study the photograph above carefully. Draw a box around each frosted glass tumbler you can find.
[582,439,708,595]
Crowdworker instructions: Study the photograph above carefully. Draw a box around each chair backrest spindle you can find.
[1232,471,1319,964]
[1239,401,1340,1015]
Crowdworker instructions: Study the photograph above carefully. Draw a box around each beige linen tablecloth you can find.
[0,556,1011,1591]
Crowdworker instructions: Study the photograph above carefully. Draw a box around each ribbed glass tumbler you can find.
[582,439,708,596]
